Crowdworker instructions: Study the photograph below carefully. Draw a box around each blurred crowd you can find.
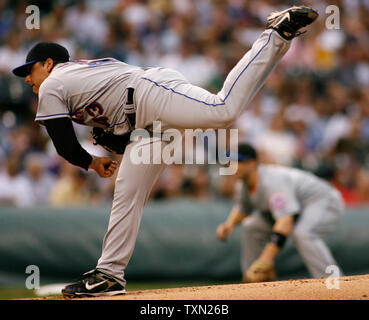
[0,0,369,208]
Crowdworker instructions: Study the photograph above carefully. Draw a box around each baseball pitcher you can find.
[217,144,345,283]
[13,6,318,297]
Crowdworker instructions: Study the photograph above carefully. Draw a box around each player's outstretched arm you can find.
[217,205,248,241]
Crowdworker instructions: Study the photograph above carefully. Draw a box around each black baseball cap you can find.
[227,143,258,162]
[12,42,70,77]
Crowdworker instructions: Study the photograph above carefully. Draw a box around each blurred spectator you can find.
[153,164,184,199]
[12,152,55,207]
[118,0,151,32]
[0,155,22,205]
[233,93,268,144]
[0,153,54,207]
[159,39,219,87]
[65,0,109,52]
[0,0,13,41]
[182,165,212,201]
[0,0,369,207]
[254,112,297,166]
[355,169,369,204]
[40,1,69,41]
[0,30,27,74]
[49,159,101,206]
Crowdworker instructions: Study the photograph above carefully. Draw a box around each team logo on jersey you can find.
[269,192,287,211]
[86,102,110,126]
[71,103,110,127]
[71,109,85,124]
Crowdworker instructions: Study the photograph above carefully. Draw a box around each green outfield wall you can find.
[0,198,368,286]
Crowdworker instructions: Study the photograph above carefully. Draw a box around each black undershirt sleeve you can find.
[44,117,93,171]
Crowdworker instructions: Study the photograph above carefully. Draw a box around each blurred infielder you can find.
[217,144,345,282]
[12,6,318,297]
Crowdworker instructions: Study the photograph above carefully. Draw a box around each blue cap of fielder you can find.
[227,143,258,162]
[12,42,70,77]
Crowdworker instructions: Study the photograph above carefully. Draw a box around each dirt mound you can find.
[28,274,369,300]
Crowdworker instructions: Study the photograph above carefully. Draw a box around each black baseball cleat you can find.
[266,6,319,40]
[61,269,126,298]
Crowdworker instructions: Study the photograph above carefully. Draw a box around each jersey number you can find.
[86,102,110,126]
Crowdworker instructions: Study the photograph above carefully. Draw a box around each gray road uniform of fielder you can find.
[235,164,345,278]
[33,29,291,286]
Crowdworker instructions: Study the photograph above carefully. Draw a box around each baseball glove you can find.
[243,260,276,283]
[92,127,131,154]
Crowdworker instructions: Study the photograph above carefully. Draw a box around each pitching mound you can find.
[28,274,369,300]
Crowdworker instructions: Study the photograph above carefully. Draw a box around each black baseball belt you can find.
[126,87,136,129]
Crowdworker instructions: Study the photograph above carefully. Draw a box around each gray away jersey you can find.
[235,165,337,220]
[36,58,142,135]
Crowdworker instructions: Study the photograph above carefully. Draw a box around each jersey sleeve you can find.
[35,78,70,125]
[234,180,253,214]
[267,186,300,219]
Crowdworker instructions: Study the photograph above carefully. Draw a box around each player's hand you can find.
[216,223,234,241]
[89,156,118,178]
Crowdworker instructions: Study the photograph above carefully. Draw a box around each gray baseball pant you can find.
[96,30,290,285]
